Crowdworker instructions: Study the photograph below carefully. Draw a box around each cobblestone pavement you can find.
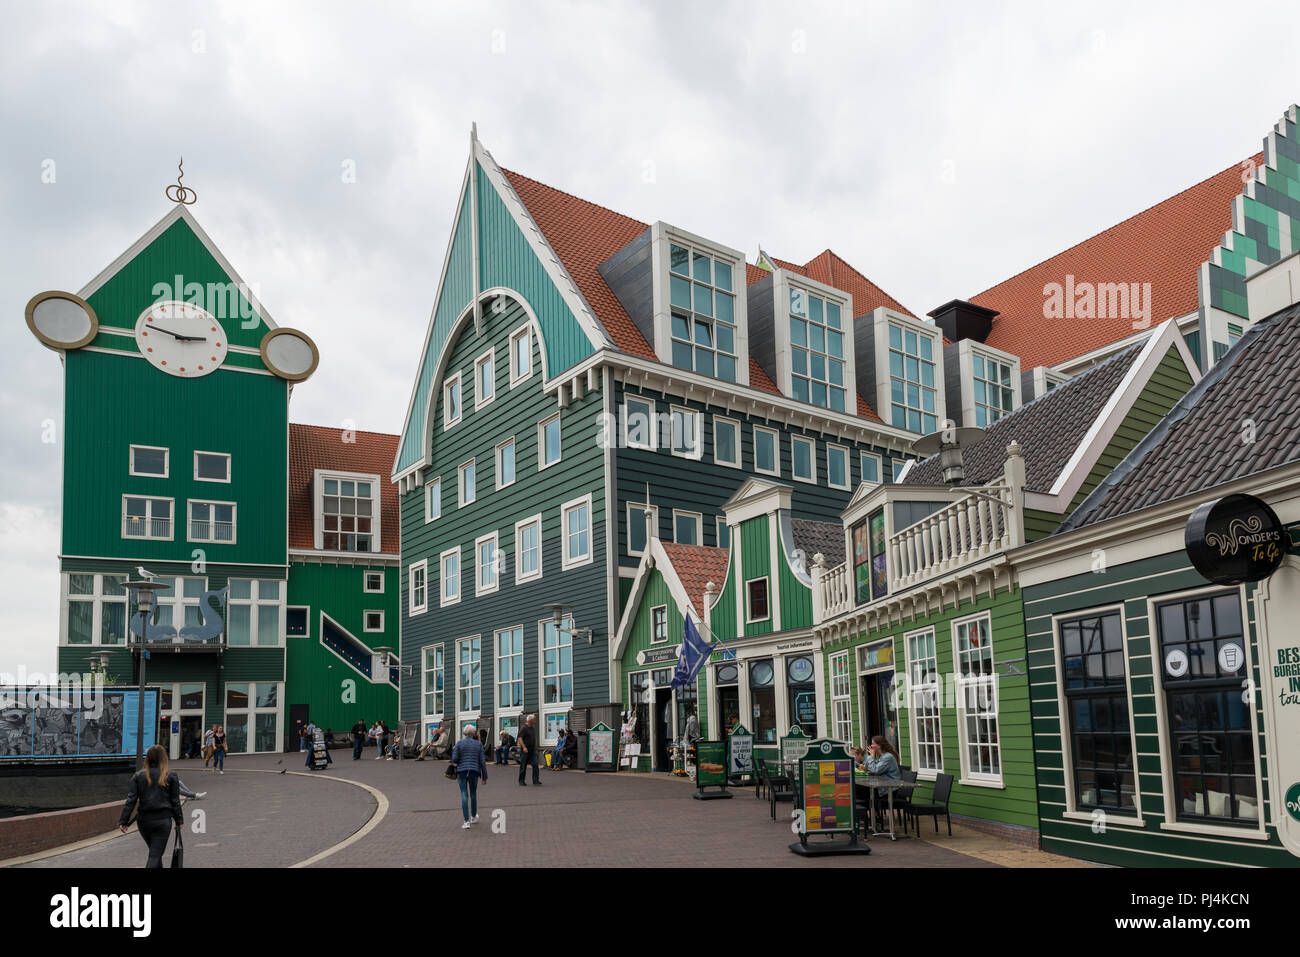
[11,749,1085,868]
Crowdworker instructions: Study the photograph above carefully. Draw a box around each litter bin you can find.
[576,731,588,771]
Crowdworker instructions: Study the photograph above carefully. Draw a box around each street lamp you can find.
[372,647,399,760]
[543,604,593,643]
[120,577,169,770]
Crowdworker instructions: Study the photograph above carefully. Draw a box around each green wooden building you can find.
[28,202,397,757]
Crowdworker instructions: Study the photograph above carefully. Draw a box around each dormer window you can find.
[669,243,737,382]
[886,321,939,434]
[789,288,847,412]
[950,340,1021,428]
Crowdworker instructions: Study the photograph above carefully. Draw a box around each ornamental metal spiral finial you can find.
[166,157,197,205]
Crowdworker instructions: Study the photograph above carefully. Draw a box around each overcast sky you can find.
[2,0,1298,675]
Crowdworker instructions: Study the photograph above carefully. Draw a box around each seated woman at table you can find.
[862,736,901,779]
[850,746,866,770]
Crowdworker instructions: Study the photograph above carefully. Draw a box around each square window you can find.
[130,445,169,477]
[673,510,702,546]
[539,414,562,469]
[363,571,384,594]
[860,452,881,485]
[627,502,658,557]
[364,611,384,633]
[194,451,230,483]
[286,607,309,637]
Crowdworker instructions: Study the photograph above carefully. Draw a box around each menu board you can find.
[802,758,854,832]
[780,727,811,765]
[727,725,753,776]
[695,740,728,787]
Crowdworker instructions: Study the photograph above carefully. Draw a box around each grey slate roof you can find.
[1058,301,1300,532]
[902,341,1145,491]
[791,519,845,565]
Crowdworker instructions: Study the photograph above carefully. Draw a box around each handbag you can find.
[171,827,184,869]
[444,761,457,780]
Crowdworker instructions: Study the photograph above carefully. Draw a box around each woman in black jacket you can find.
[119,744,183,868]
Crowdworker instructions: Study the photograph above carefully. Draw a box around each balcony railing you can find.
[123,517,173,540]
[189,520,235,543]
[890,482,1013,591]
[818,560,854,620]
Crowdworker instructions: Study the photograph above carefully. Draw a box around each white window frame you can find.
[958,339,1021,429]
[874,310,945,435]
[753,426,780,477]
[422,644,445,727]
[495,438,516,490]
[716,516,730,548]
[314,469,382,553]
[904,625,943,779]
[672,509,703,546]
[363,610,385,633]
[495,626,525,713]
[669,405,702,461]
[509,324,533,387]
[122,495,174,541]
[780,274,855,413]
[561,494,594,571]
[475,531,500,596]
[745,576,770,624]
[514,513,543,584]
[60,573,130,647]
[538,413,562,470]
[363,570,384,594]
[539,615,575,724]
[408,560,428,616]
[474,348,496,410]
[830,650,853,743]
[193,450,231,484]
[456,635,482,718]
[791,435,817,485]
[225,580,284,648]
[129,445,169,479]
[285,605,310,639]
[826,443,850,491]
[651,605,668,644]
[440,547,461,607]
[859,451,882,486]
[425,477,441,523]
[186,499,237,545]
[443,371,463,429]
[221,681,283,754]
[626,502,659,558]
[458,458,476,508]
[711,415,741,468]
[623,397,657,451]
[953,612,1002,787]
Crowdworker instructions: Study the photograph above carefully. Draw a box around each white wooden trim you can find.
[439,547,462,607]
[711,415,741,468]
[192,450,231,484]
[513,513,543,584]
[495,437,517,490]
[407,560,428,616]
[473,347,496,410]
[790,434,817,485]
[537,413,562,471]
[560,494,594,570]
[752,425,781,477]
[128,445,169,479]
[474,531,501,597]
[671,508,702,546]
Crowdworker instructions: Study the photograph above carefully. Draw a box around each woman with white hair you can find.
[450,723,488,829]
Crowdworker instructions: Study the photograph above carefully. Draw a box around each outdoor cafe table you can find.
[854,772,913,841]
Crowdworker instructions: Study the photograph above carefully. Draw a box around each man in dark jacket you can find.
[517,714,542,786]
[495,730,515,765]
[351,718,367,760]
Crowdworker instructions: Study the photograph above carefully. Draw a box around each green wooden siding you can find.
[1023,547,1298,867]
[395,181,475,473]
[285,560,399,732]
[823,585,1039,831]
[398,296,608,728]
[710,555,737,640]
[85,216,271,351]
[477,164,596,378]
[62,349,288,566]
[739,517,773,637]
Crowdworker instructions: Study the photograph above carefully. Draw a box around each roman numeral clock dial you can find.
[134,300,228,377]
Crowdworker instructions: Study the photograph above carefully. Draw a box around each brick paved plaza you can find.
[10,750,1090,868]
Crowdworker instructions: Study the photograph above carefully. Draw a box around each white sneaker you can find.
[195,792,207,800]
[461,821,472,829]
[219,770,224,775]
[375,755,382,760]
[470,815,479,823]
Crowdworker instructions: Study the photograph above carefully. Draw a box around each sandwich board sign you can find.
[585,721,616,772]
[727,724,753,780]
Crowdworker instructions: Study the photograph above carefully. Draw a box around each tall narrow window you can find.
[887,323,938,434]
[443,373,462,428]
[496,627,524,710]
[668,243,737,382]
[1060,611,1135,813]
[627,503,658,557]
[972,352,1015,426]
[425,477,441,522]
[1156,591,1256,825]
[476,533,499,596]
[955,615,1000,782]
[851,508,888,604]
[746,578,770,623]
[670,407,701,460]
[515,515,542,583]
[459,459,476,507]
[408,561,427,615]
[440,549,460,606]
[539,414,561,469]
[830,652,853,743]
[624,397,656,450]
[905,629,943,773]
[475,349,495,409]
[510,325,533,385]
[860,452,881,485]
[496,438,516,489]
[651,605,668,644]
[561,497,592,569]
[457,636,481,713]
[789,288,846,411]
[423,645,444,721]
[791,435,816,483]
[542,617,574,705]
[712,416,740,468]
[753,426,779,477]
[827,444,849,490]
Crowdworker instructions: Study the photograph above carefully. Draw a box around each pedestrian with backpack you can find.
[450,723,487,829]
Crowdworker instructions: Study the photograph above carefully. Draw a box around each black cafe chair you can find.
[907,771,954,836]
[764,765,795,821]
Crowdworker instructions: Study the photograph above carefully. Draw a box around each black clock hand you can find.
[150,325,207,342]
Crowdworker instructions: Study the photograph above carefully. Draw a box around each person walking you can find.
[451,723,488,828]
[351,718,367,760]
[211,725,227,774]
[517,714,541,786]
[202,724,216,767]
[118,744,183,868]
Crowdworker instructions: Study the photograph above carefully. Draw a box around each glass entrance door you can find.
[861,670,900,752]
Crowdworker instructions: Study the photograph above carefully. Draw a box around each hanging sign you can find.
[1185,494,1286,585]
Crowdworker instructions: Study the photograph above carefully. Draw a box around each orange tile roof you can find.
[289,423,400,553]
[660,542,731,616]
[499,168,906,416]
[973,155,1262,368]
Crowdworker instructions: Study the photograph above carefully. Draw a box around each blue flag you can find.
[671,615,710,690]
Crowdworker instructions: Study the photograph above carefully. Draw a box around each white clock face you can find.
[135,301,228,378]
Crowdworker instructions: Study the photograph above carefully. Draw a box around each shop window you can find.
[1155,591,1257,825]
[955,615,1000,781]
[749,658,777,744]
[851,508,888,604]
[905,629,942,773]
[715,663,740,733]
[1060,610,1135,813]
[786,655,817,736]
[830,652,853,743]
